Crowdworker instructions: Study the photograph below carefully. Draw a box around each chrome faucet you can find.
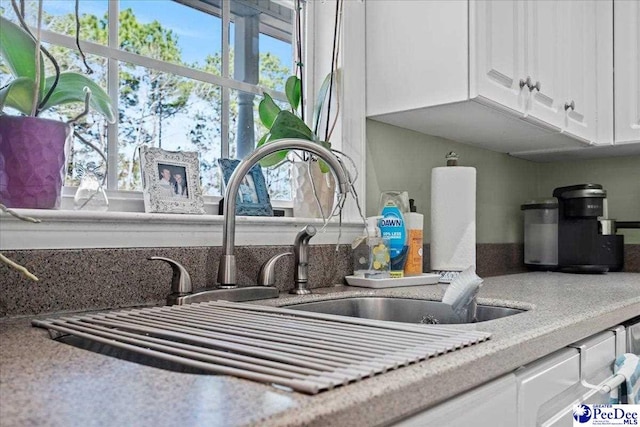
[218,138,351,288]
[151,139,350,305]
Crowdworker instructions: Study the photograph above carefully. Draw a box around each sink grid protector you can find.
[33,300,491,395]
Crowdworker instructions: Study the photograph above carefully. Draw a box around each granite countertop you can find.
[1,272,640,427]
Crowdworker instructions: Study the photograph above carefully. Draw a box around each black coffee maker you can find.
[553,184,624,273]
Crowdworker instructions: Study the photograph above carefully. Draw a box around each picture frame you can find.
[139,146,205,214]
[218,158,273,216]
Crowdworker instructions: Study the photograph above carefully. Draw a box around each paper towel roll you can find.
[430,166,476,271]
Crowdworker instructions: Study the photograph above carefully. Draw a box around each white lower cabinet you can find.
[394,373,518,427]
[516,328,624,426]
[393,327,625,427]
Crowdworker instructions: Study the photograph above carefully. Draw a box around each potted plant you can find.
[252,0,349,219]
[257,72,338,218]
[0,12,115,209]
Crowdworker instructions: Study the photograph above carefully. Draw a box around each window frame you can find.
[0,0,366,250]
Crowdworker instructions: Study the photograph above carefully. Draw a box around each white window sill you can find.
[1,207,363,250]
[59,187,295,215]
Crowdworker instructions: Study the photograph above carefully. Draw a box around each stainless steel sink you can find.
[284,297,525,324]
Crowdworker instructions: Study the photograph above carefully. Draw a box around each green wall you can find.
[366,119,640,244]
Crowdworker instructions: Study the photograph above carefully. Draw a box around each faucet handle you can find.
[149,257,193,304]
[258,252,292,287]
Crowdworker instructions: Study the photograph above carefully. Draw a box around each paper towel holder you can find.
[445,151,459,166]
[431,151,477,284]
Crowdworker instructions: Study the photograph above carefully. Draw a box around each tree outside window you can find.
[0,0,295,201]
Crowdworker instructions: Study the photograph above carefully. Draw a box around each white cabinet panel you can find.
[557,0,599,144]
[523,0,564,132]
[516,348,580,427]
[393,374,517,427]
[614,0,640,144]
[472,0,526,113]
[365,0,468,117]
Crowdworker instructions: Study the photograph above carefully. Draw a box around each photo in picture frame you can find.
[139,146,205,214]
[218,158,273,216]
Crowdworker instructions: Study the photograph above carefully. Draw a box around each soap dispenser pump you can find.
[352,217,390,279]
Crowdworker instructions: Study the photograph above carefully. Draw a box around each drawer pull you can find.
[569,337,625,395]
[599,374,626,394]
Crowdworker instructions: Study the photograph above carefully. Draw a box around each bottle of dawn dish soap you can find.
[379,191,409,278]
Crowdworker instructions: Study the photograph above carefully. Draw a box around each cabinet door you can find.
[366,0,469,117]
[393,374,517,427]
[557,0,598,144]
[522,0,564,132]
[614,0,640,144]
[472,0,527,114]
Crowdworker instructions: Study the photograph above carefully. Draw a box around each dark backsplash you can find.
[0,245,349,317]
[1,244,638,317]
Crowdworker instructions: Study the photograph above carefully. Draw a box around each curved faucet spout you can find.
[217,138,350,288]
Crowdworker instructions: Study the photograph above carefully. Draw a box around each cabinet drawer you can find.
[394,374,517,427]
[516,330,622,427]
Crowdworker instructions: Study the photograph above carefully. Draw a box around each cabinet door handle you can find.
[519,76,532,90]
[564,100,575,111]
[529,80,541,92]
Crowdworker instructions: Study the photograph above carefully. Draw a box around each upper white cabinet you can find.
[366,0,615,156]
[557,0,600,144]
[614,0,640,144]
[472,0,576,135]
[471,0,526,115]
[522,0,567,134]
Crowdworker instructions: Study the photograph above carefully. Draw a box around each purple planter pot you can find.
[0,116,71,209]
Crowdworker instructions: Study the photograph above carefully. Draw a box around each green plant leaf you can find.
[41,73,116,123]
[312,71,334,135]
[0,77,38,115]
[257,133,289,168]
[269,110,315,141]
[285,75,301,112]
[258,151,288,168]
[257,111,316,168]
[0,16,46,111]
[258,92,281,129]
[256,133,269,148]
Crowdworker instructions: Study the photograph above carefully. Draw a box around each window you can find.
[1,0,366,251]
[0,0,295,201]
